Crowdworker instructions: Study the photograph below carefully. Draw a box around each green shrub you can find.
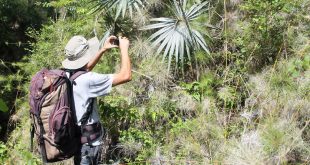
[0,142,8,163]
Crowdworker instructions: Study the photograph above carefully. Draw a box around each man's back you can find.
[72,72,113,125]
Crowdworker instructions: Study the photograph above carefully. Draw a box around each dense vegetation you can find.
[0,0,309,164]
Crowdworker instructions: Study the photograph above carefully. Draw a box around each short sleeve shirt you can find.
[70,72,113,145]
[72,72,113,124]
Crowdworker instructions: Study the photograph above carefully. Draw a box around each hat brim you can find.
[62,37,100,70]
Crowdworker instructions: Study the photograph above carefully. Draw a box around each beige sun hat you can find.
[62,35,100,70]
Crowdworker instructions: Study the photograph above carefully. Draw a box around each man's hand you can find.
[119,36,129,52]
[86,36,118,71]
[100,36,119,53]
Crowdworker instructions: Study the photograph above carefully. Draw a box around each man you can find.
[62,35,131,164]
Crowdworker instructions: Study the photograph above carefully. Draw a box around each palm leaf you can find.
[99,28,112,49]
[141,0,212,71]
[192,30,210,54]
[93,0,145,19]
[186,1,209,20]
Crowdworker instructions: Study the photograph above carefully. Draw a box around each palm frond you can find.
[192,30,210,54]
[141,0,212,71]
[99,28,112,49]
[186,1,209,20]
[93,0,145,19]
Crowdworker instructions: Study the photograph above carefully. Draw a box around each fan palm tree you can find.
[141,0,211,71]
[92,0,145,19]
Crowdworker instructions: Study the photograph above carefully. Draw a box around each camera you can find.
[112,39,119,46]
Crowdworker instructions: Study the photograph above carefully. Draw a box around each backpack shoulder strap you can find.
[62,70,87,125]
[69,70,87,81]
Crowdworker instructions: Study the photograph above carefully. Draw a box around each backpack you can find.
[29,68,86,163]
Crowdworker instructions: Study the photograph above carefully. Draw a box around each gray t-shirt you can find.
[70,72,113,145]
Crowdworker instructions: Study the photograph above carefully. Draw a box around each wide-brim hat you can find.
[62,36,100,70]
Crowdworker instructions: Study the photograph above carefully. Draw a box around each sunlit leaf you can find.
[141,0,212,71]
[93,0,145,19]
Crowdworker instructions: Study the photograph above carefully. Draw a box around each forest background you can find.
[0,0,309,164]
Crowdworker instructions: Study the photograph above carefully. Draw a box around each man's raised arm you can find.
[86,36,118,71]
[112,36,132,86]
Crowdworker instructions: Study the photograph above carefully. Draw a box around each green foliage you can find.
[269,56,310,91]
[0,99,8,113]
[100,95,138,130]
[0,142,8,163]
[100,88,178,144]
[217,85,238,109]
[120,128,153,148]
[24,16,95,74]
[36,0,76,8]
[261,119,286,156]
[4,105,41,164]
[35,0,92,16]
[160,115,225,163]
[0,0,51,139]
[181,72,216,101]
[238,0,308,71]
[0,0,51,74]
[259,118,308,163]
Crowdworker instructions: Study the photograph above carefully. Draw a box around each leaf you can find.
[141,0,212,71]
[99,28,112,49]
[94,0,145,19]
[151,112,157,121]
[0,99,8,112]
[140,22,175,31]
[186,1,209,20]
